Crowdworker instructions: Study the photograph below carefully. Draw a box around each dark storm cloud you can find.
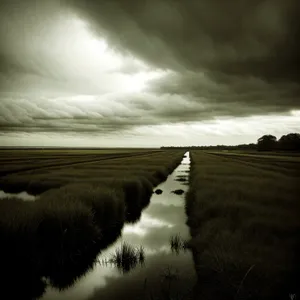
[72,0,300,82]
[70,0,300,115]
[147,71,300,116]
[0,0,299,137]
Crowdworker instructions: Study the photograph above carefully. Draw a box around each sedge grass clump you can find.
[0,176,29,193]
[138,176,154,208]
[27,179,65,195]
[39,182,126,253]
[138,245,145,264]
[59,183,125,228]
[0,198,46,299]
[35,192,101,289]
[110,242,145,273]
[170,234,182,250]
[0,198,41,265]
[117,178,146,223]
[170,234,189,254]
[71,183,126,249]
[151,167,169,185]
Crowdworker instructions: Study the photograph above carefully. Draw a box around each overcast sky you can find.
[0,0,299,147]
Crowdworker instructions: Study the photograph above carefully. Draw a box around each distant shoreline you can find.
[0,147,159,150]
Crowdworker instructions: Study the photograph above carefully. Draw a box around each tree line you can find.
[161,133,300,152]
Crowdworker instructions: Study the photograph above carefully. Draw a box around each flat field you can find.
[207,149,300,161]
[0,148,167,193]
[186,151,300,299]
[0,148,160,176]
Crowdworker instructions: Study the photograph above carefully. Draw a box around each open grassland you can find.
[0,147,155,155]
[206,150,300,178]
[0,149,168,193]
[0,148,161,177]
[186,151,300,300]
[214,150,300,157]
[0,148,152,164]
[207,150,300,161]
[0,149,184,299]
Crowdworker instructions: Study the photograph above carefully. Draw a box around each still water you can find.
[41,151,196,300]
[0,190,36,201]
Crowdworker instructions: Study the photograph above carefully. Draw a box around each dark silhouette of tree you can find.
[278,133,300,151]
[257,135,277,151]
[161,132,300,152]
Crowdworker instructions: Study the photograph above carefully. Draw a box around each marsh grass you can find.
[27,179,65,195]
[151,167,169,185]
[0,196,101,292]
[34,197,101,289]
[170,234,190,254]
[117,176,154,223]
[0,198,41,274]
[119,178,149,223]
[139,176,154,206]
[38,183,127,255]
[0,150,184,194]
[0,150,185,296]
[186,151,300,299]
[108,243,145,273]
[0,176,29,193]
[138,245,145,263]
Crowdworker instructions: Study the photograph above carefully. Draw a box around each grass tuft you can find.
[170,234,190,254]
[109,242,145,273]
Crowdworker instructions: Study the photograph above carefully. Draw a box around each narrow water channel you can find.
[39,151,196,299]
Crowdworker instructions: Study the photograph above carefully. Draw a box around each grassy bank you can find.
[186,151,300,299]
[0,150,184,298]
